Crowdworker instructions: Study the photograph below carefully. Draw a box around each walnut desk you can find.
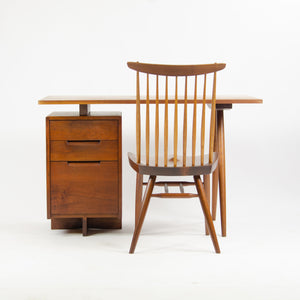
[39,95,262,236]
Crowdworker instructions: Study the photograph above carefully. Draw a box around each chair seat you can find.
[128,152,218,176]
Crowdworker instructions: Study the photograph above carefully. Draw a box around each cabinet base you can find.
[51,217,121,236]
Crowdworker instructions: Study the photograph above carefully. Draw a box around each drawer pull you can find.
[67,140,101,145]
[67,161,101,167]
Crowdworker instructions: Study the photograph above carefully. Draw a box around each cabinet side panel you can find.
[46,117,51,219]
[118,116,122,227]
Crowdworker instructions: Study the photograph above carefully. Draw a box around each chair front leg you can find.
[135,173,143,229]
[194,175,220,254]
[129,175,156,254]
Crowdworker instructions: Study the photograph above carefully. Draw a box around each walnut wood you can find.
[192,75,197,166]
[50,140,118,161]
[49,120,118,141]
[136,71,141,163]
[128,152,218,176]
[39,95,263,105]
[174,76,178,167]
[146,74,150,165]
[151,193,198,198]
[204,174,211,235]
[51,161,119,215]
[155,75,159,166]
[46,113,122,234]
[164,76,168,167]
[216,104,232,110]
[194,175,220,253]
[209,72,217,163]
[217,110,226,236]
[201,74,207,165]
[82,217,88,236]
[79,104,90,116]
[212,117,219,221]
[127,62,228,253]
[127,62,226,76]
[129,176,156,253]
[144,181,195,186]
[183,76,188,166]
[46,118,51,219]
[51,217,121,230]
[135,174,143,228]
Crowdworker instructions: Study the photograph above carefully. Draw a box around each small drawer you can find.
[50,161,119,215]
[50,140,118,161]
[49,120,118,140]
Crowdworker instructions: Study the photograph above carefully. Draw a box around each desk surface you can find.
[38,95,263,105]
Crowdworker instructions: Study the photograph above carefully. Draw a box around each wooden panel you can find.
[39,95,263,105]
[50,140,118,161]
[50,120,118,140]
[51,217,121,229]
[50,161,119,215]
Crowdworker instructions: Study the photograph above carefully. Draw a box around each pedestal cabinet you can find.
[46,112,122,235]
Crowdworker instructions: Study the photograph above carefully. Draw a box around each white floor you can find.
[1,129,300,299]
[1,175,299,300]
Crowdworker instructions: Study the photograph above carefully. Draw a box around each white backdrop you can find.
[1,0,300,299]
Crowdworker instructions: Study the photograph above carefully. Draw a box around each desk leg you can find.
[212,115,219,221]
[204,174,211,235]
[135,174,143,229]
[217,110,226,237]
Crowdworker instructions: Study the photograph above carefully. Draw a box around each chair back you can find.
[127,62,226,167]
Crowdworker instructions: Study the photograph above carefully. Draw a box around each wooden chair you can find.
[127,62,226,253]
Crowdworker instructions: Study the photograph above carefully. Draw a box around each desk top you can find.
[38,95,263,105]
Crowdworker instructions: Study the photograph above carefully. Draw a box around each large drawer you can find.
[49,120,118,140]
[50,161,119,215]
[50,140,118,161]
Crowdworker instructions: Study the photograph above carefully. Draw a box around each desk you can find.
[39,95,263,236]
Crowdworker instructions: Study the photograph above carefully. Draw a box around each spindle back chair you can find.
[127,62,226,254]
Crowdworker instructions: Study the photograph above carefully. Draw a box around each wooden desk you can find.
[39,95,262,236]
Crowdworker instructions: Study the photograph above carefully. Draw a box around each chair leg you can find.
[135,174,143,229]
[194,175,220,254]
[204,174,210,235]
[129,175,156,254]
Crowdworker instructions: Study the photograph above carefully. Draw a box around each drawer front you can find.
[50,120,118,140]
[50,161,119,215]
[50,140,118,161]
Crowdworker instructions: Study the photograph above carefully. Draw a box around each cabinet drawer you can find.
[50,161,119,215]
[50,120,118,140]
[50,140,118,161]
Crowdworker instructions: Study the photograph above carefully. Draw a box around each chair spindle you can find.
[136,71,141,163]
[183,76,188,166]
[164,76,168,167]
[209,71,217,163]
[146,73,150,165]
[201,74,207,165]
[155,75,159,166]
[174,76,178,167]
[192,75,198,166]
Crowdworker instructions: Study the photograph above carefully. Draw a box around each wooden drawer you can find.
[49,120,118,140]
[50,161,119,215]
[50,140,118,161]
